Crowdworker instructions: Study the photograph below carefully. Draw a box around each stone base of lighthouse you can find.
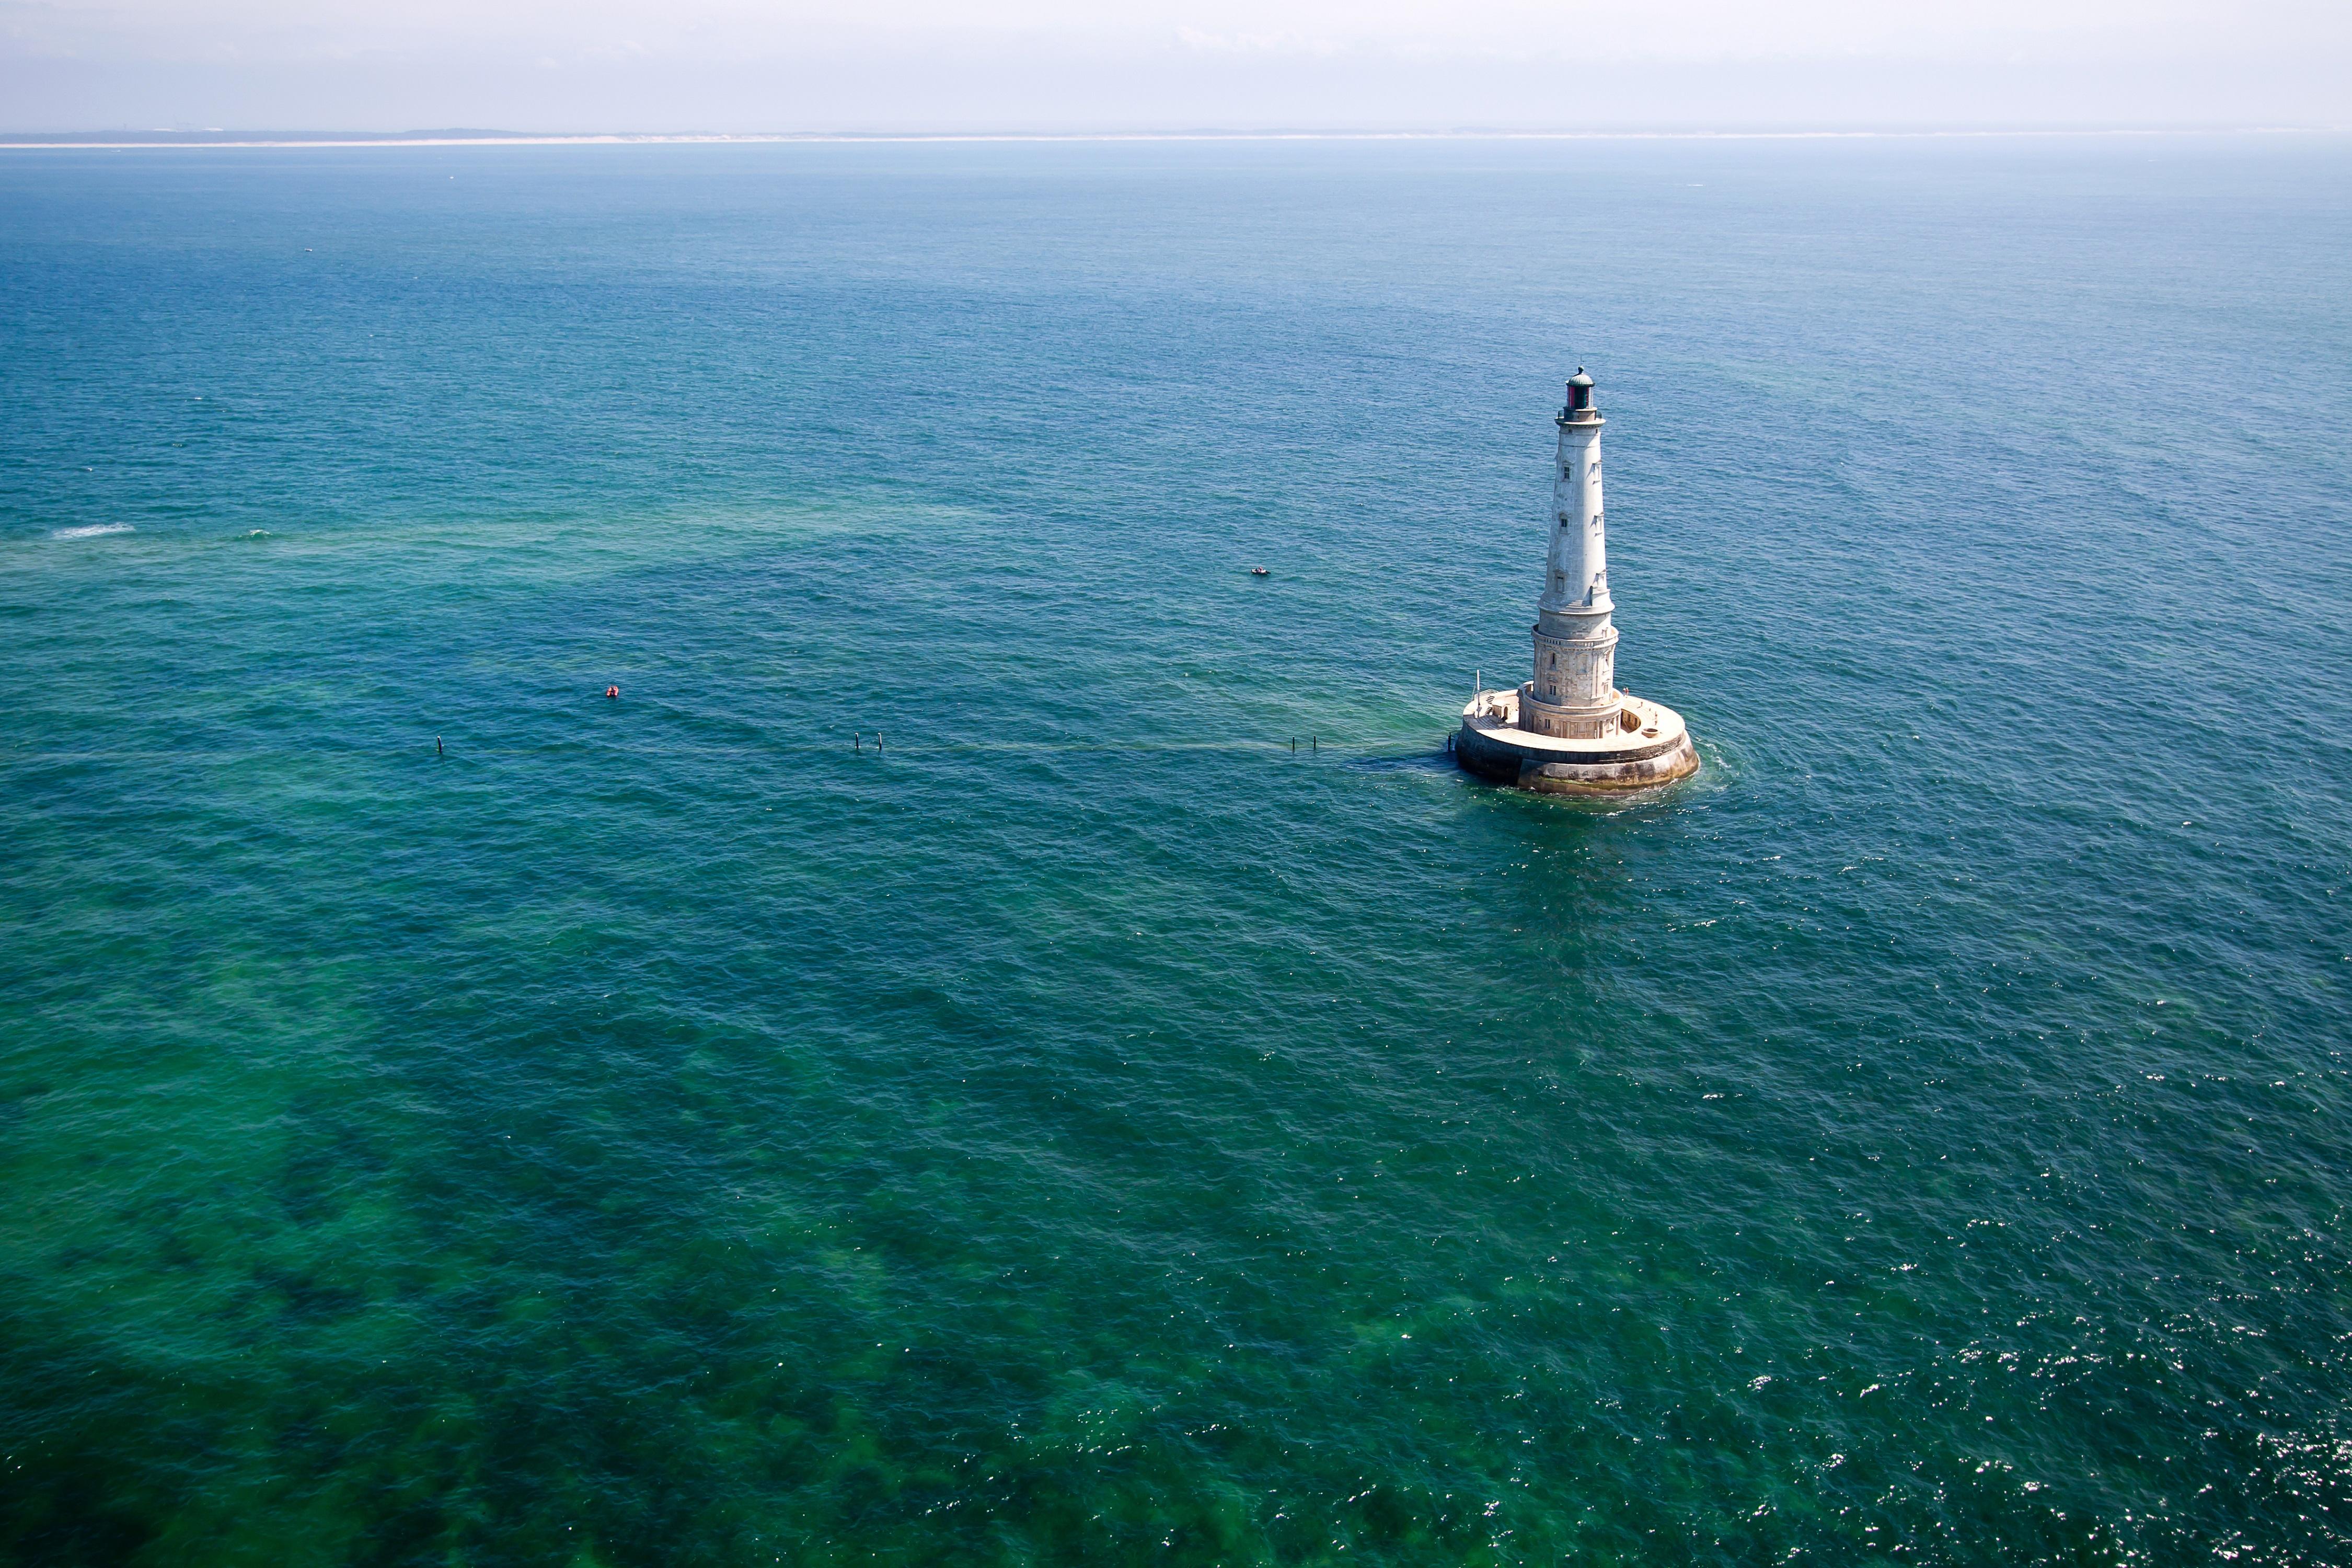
[1455,686,1700,795]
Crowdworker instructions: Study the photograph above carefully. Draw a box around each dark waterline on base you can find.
[3,136,2350,1564]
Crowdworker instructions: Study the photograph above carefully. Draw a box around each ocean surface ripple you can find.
[3,136,2350,1565]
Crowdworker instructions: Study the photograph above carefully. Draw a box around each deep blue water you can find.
[3,135,2350,1565]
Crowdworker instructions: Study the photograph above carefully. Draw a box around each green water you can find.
[4,137,2350,1564]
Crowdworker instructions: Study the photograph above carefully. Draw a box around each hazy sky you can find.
[4,0,2347,133]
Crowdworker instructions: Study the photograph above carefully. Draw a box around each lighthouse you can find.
[1455,370,1700,794]
[1528,370,1619,739]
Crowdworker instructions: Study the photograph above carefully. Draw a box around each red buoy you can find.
[605,685,619,700]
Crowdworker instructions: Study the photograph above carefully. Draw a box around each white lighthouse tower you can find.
[1455,370,1700,794]
[1527,369,1620,739]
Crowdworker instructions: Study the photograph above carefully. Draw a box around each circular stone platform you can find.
[1455,686,1700,795]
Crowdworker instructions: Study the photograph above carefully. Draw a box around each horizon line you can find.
[1,125,2345,151]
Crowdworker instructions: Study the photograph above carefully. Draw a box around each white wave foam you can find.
[51,523,134,539]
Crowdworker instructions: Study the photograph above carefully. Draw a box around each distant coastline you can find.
[0,126,2337,151]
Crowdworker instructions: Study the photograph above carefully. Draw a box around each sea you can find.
[3,134,2349,1565]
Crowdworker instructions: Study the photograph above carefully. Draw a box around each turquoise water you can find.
[3,136,2350,1565]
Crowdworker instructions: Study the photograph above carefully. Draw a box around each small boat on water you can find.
[1250,566,1270,577]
